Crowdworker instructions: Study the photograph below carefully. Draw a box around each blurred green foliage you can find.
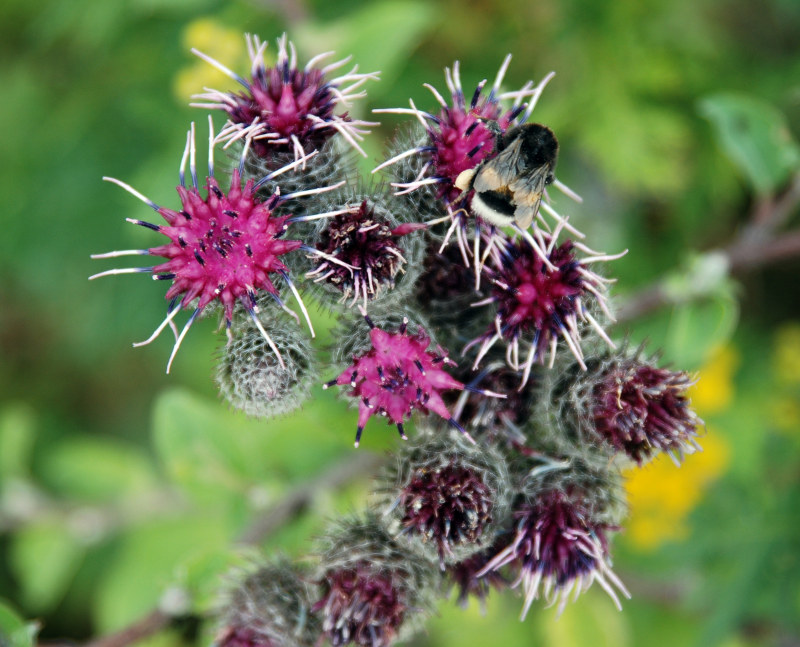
[1,0,799,646]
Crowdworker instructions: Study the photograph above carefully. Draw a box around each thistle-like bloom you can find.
[466,230,625,385]
[315,563,405,647]
[373,57,580,271]
[219,558,319,647]
[91,119,342,372]
[308,199,425,307]
[314,515,436,647]
[479,490,630,618]
[396,462,493,565]
[374,56,549,205]
[324,309,482,446]
[592,360,702,464]
[192,33,379,160]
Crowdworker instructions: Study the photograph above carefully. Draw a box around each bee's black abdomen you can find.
[476,189,516,216]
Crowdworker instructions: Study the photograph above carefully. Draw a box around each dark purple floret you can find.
[311,200,424,305]
[467,235,619,386]
[314,563,406,647]
[592,361,702,463]
[397,462,493,567]
[479,490,629,618]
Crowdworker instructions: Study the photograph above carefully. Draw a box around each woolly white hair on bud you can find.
[215,304,316,419]
[219,557,320,647]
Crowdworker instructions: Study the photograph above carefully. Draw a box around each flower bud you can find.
[377,429,512,568]
[218,557,319,647]
[313,514,437,647]
[216,307,315,419]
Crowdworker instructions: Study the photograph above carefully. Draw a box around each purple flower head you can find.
[192,34,379,160]
[314,563,406,647]
[310,200,426,307]
[91,119,338,372]
[466,232,625,386]
[479,489,630,618]
[397,461,493,567]
[592,360,702,464]
[374,57,551,206]
[324,309,473,447]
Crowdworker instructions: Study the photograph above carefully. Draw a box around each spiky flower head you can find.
[192,33,379,162]
[467,232,625,386]
[378,430,512,567]
[308,197,426,308]
[323,309,472,447]
[314,514,437,647]
[480,460,629,618]
[374,56,551,207]
[218,557,319,647]
[216,307,316,418]
[592,360,702,464]
[90,119,325,372]
[480,491,628,619]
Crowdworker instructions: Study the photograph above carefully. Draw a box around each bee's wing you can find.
[509,170,549,229]
[472,137,526,193]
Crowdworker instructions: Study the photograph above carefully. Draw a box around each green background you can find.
[1,0,799,646]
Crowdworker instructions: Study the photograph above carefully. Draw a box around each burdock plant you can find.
[91,32,706,647]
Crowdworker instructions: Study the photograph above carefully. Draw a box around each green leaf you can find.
[296,1,439,99]
[0,601,39,647]
[699,94,800,195]
[151,387,349,508]
[0,403,36,481]
[9,522,86,613]
[94,516,230,632]
[39,437,158,503]
[629,252,739,369]
[176,546,256,614]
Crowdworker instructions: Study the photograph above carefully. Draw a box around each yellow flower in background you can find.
[687,345,739,416]
[769,322,800,433]
[173,19,249,103]
[773,322,800,387]
[624,431,730,550]
[624,345,736,551]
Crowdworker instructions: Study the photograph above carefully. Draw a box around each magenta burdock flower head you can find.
[314,514,437,647]
[307,196,426,308]
[587,352,703,464]
[479,472,629,618]
[466,230,626,386]
[374,56,552,207]
[324,308,478,447]
[192,33,379,161]
[218,557,319,647]
[378,430,511,568]
[91,119,336,372]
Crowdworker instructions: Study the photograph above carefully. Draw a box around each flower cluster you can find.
[93,34,705,647]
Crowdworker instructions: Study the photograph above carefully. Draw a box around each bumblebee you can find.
[454,122,558,229]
